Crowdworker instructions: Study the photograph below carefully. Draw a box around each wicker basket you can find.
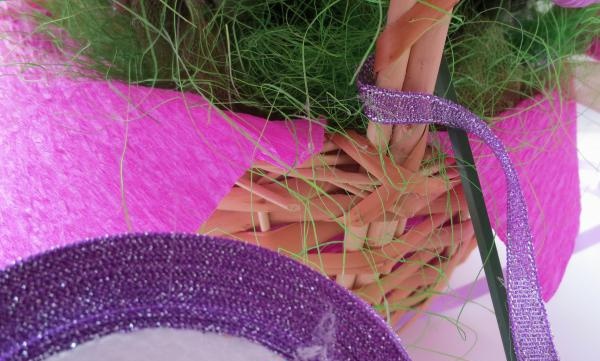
[201,0,476,325]
[201,131,477,323]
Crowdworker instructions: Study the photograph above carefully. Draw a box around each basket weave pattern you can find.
[201,129,477,323]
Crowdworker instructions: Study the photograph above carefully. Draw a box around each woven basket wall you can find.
[201,129,477,324]
[201,0,476,325]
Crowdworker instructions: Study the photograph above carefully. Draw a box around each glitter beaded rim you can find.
[0,233,411,361]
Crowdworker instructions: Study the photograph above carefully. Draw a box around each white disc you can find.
[45,329,285,361]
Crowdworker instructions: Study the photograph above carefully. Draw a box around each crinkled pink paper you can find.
[589,38,600,61]
[553,0,600,7]
[0,3,323,267]
[438,93,580,300]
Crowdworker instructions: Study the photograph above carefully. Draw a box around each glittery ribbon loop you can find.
[357,59,559,360]
[0,233,412,361]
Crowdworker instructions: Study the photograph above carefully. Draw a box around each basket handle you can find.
[374,0,458,73]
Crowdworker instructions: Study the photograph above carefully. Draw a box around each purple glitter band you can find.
[0,233,411,361]
[553,0,600,8]
[357,58,558,361]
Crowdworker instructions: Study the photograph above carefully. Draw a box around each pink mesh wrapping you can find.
[0,3,323,267]
[438,93,580,300]
[553,0,599,7]
[589,38,600,61]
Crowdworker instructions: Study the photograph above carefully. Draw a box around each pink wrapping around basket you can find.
[589,38,600,61]
[0,3,323,267]
[438,92,580,301]
[553,0,599,7]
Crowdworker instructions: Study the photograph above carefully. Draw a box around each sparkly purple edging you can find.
[0,233,411,361]
[357,58,559,361]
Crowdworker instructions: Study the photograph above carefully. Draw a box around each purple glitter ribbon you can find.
[0,233,411,361]
[357,60,559,360]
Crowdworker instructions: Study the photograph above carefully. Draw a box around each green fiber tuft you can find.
[34,0,600,128]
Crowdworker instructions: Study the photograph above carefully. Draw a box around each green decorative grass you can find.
[34,1,599,128]
[35,0,387,131]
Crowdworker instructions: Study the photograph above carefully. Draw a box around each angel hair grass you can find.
[32,0,600,130]
[447,1,600,119]
[34,0,387,131]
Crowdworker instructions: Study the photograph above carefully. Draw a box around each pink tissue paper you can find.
[589,38,600,61]
[438,93,580,300]
[0,3,323,267]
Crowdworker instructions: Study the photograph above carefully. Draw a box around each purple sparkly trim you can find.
[0,233,411,361]
[357,58,559,361]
